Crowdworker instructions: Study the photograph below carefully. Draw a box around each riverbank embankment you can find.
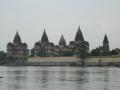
[27,56,120,66]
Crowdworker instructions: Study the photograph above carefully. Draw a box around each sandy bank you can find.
[27,56,120,66]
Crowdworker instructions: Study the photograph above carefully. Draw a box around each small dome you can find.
[84,41,89,45]
[69,41,75,45]
[22,43,27,47]
[7,42,13,47]
[49,42,54,47]
[35,42,41,46]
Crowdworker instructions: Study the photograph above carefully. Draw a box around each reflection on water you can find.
[0,66,120,90]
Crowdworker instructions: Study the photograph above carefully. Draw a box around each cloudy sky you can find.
[0,0,120,51]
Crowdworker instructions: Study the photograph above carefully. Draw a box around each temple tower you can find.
[75,26,84,43]
[7,31,28,58]
[41,29,49,44]
[59,34,66,48]
[13,31,21,44]
[103,34,109,51]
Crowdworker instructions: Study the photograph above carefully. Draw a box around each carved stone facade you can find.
[32,26,89,57]
[7,31,28,58]
[33,30,55,57]
[69,26,89,55]
[91,34,110,56]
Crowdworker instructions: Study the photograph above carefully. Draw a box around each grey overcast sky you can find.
[0,0,120,51]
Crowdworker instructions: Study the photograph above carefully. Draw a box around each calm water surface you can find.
[0,66,120,90]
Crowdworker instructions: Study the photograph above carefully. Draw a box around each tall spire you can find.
[41,29,49,43]
[59,34,66,46]
[13,30,21,44]
[75,26,84,42]
[103,34,109,44]
[103,34,109,51]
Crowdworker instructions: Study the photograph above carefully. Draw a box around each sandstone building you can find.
[69,26,89,55]
[7,31,28,58]
[31,26,89,57]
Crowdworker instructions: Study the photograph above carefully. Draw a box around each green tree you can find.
[91,48,101,56]
[110,48,120,55]
[78,48,89,66]
[30,49,34,57]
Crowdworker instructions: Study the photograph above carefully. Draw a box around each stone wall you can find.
[28,56,120,66]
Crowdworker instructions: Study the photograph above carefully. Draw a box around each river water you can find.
[0,66,120,90]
